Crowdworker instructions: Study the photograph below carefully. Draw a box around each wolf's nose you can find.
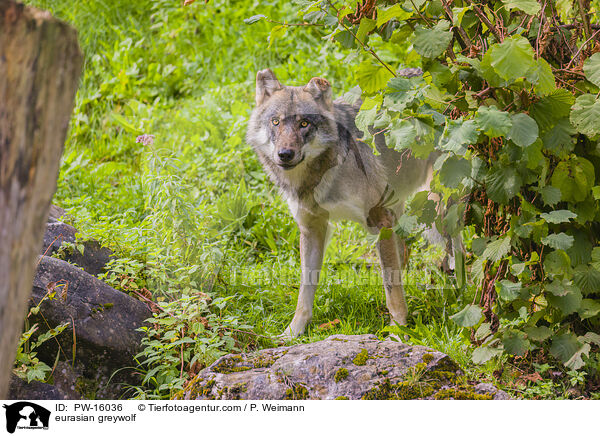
[278,149,295,162]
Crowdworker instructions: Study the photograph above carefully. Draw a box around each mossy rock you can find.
[182,334,508,400]
[285,384,309,400]
[334,368,349,382]
[434,387,492,400]
[352,348,369,366]
[363,379,435,400]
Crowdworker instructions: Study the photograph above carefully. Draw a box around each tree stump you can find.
[0,0,82,398]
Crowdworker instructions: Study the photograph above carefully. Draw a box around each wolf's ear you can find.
[256,69,283,105]
[303,77,332,107]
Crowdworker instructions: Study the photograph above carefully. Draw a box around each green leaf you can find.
[550,333,591,370]
[471,258,486,285]
[486,35,535,81]
[592,247,600,270]
[472,238,487,256]
[544,250,571,277]
[525,326,552,342]
[523,138,544,169]
[469,156,488,185]
[583,52,600,87]
[546,279,575,297]
[376,4,412,27]
[440,119,478,155]
[243,14,266,24]
[574,266,600,295]
[378,227,394,241]
[356,61,395,94]
[570,94,600,137]
[451,6,472,26]
[268,25,287,48]
[582,332,600,346]
[439,156,471,189]
[541,233,574,250]
[529,58,556,96]
[547,285,582,315]
[539,210,577,224]
[531,89,575,132]
[474,322,492,341]
[355,106,378,135]
[409,191,437,225]
[539,186,562,206]
[450,304,483,327]
[389,119,417,150]
[550,157,595,203]
[550,333,581,364]
[501,0,541,15]
[511,262,527,276]
[442,202,465,236]
[413,20,453,58]
[394,214,418,238]
[472,344,502,364]
[567,232,592,266]
[356,18,376,44]
[333,30,357,49]
[110,113,141,135]
[411,117,436,158]
[27,362,51,383]
[503,330,530,356]
[578,299,600,320]
[555,0,574,19]
[475,106,512,138]
[485,165,522,204]
[497,280,522,302]
[565,343,590,370]
[482,236,511,263]
[542,118,575,157]
[508,113,539,147]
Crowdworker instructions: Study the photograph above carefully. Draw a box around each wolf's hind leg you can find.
[281,216,328,339]
[377,232,408,326]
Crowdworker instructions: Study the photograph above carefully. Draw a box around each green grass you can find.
[21,0,582,399]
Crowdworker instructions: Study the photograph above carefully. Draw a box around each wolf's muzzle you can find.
[278,148,295,162]
[277,153,305,170]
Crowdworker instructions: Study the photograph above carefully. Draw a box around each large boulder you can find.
[25,256,151,398]
[8,375,67,400]
[42,221,113,276]
[182,334,509,400]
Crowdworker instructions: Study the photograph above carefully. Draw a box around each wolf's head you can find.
[247,69,339,171]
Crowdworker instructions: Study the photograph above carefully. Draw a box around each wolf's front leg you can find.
[281,216,328,339]
[377,232,408,326]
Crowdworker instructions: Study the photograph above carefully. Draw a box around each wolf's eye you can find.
[300,120,309,128]
[272,118,280,126]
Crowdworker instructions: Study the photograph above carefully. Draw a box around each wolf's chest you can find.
[315,193,369,225]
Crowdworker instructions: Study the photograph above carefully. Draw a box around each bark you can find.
[0,0,82,398]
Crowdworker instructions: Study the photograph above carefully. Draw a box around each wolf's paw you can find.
[390,315,407,327]
[277,327,298,342]
[278,322,307,341]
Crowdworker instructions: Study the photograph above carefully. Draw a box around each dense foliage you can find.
[16,0,600,399]
[268,0,600,371]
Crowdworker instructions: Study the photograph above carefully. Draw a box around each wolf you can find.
[246,69,444,338]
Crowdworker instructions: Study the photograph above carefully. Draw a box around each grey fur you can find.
[247,69,442,338]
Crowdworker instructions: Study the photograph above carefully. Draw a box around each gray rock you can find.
[28,256,151,398]
[47,204,66,223]
[42,222,114,276]
[51,362,83,400]
[474,382,511,400]
[8,375,67,400]
[183,334,509,400]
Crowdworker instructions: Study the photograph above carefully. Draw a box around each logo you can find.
[3,402,50,433]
